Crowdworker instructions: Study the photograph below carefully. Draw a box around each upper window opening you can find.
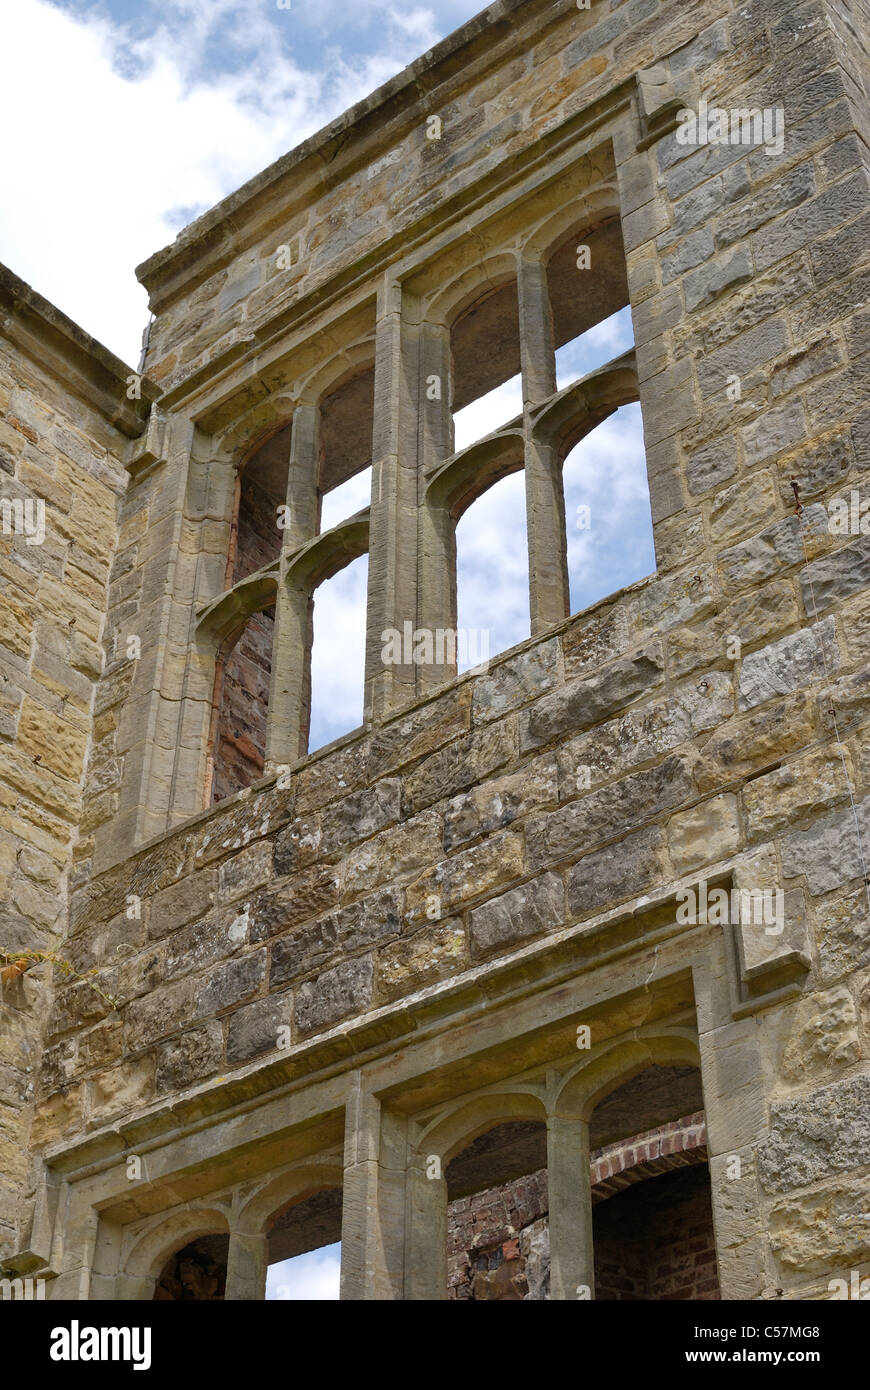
[547,216,630,391]
[308,552,368,753]
[154,1234,229,1301]
[267,1242,341,1301]
[453,376,523,454]
[555,306,634,392]
[265,1190,342,1302]
[233,423,293,585]
[455,471,529,670]
[318,366,374,530]
[451,281,521,451]
[209,606,274,804]
[320,465,372,533]
[563,402,653,617]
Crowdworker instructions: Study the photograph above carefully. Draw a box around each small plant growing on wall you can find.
[0,949,120,1010]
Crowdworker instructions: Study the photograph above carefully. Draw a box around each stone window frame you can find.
[198,204,641,807]
[418,200,639,681]
[196,349,377,802]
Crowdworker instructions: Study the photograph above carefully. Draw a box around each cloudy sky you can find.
[0,0,653,1295]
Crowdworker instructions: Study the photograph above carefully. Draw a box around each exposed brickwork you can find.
[212,608,274,804]
[591,1111,707,1200]
[447,1117,710,1300]
[594,1165,720,1301]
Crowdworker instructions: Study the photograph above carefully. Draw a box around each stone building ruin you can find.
[2,0,870,1300]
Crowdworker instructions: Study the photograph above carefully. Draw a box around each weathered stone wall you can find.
[0,267,145,1262]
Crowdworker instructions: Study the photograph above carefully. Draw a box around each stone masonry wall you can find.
[0,270,141,1261]
[135,0,735,398]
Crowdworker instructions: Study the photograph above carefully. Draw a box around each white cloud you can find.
[453,373,523,452]
[0,0,443,362]
[267,1243,341,1300]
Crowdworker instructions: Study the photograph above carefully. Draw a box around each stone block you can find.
[528,754,695,869]
[770,1178,870,1275]
[321,778,401,852]
[520,642,665,752]
[376,919,467,1002]
[779,985,861,1084]
[738,618,838,711]
[780,796,870,895]
[155,1023,223,1092]
[469,872,563,957]
[193,952,266,1019]
[668,794,740,873]
[443,756,558,852]
[743,746,851,839]
[226,992,293,1064]
[295,955,373,1036]
[245,866,339,943]
[758,1075,870,1194]
[472,638,560,723]
[149,871,217,939]
[567,825,666,918]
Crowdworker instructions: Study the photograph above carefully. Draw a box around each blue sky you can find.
[0,4,652,1297]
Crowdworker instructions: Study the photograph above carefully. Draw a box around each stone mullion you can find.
[340,1077,407,1300]
[404,1147,448,1300]
[546,1111,594,1300]
[417,320,457,693]
[519,255,570,634]
[265,406,319,770]
[225,1228,268,1300]
[267,583,314,765]
[109,414,201,858]
[364,278,422,722]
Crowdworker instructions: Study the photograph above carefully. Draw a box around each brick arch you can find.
[591,1112,708,1204]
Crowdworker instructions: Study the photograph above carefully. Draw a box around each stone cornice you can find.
[0,263,158,438]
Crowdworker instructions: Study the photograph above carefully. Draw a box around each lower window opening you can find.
[265,1189,342,1301]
